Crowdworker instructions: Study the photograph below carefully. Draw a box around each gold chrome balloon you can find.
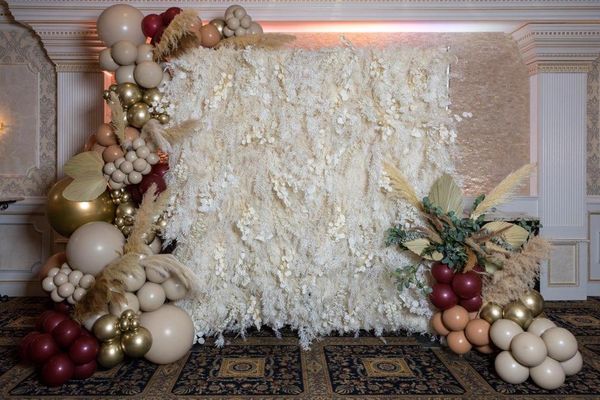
[93,314,121,341]
[127,102,151,128]
[142,88,162,106]
[479,302,504,325]
[210,18,225,38]
[117,82,143,108]
[116,202,137,220]
[103,90,111,100]
[521,290,544,317]
[503,301,533,329]
[157,113,170,124]
[109,84,118,92]
[47,178,116,237]
[98,339,125,368]
[121,327,152,358]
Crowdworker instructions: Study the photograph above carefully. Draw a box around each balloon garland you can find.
[27,2,585,391]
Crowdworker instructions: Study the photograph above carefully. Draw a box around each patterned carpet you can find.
[1,297,600,399]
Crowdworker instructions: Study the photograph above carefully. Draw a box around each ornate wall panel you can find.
[588,58,600,195]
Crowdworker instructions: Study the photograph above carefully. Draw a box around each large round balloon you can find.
[96,4,146,47]
[495,350,529,384]
[47,178,116,237]
[66,222,125,276]
[140,304,194,364]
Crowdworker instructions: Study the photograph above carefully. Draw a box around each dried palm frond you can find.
[108,92,125,145]
[383,162,422,210]
[214,33,296,50]
[428,174,464,215]
[154,10,202,60]
[471,164,535,218]
[481,236,551,306]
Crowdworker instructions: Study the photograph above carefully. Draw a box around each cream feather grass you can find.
[154,10,202,60]
[109,92,126,145]
[214,33,296,50]
[383,162,422,210]
[471,164,535,218]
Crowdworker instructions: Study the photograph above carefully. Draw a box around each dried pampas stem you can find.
[124,184,158,255]
[215,33,296,50]
[481,235,551,306]
[154,10,202,60]
[142,119,172,152]
[164,119,202,144]
[109,92,126,145]
[471,164,535,218]
[383,162,422,211]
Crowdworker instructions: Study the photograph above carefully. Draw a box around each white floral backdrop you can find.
[163,44,459,347]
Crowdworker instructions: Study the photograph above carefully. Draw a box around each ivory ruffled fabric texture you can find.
[163,44,458,348]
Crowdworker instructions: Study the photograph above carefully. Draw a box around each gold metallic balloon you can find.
[116,82,143,108]
[142,88,162,106]
[210,18,225,38]
[109,84,118,92]
[521,290,544,317]
[479,302,503,325]
[121,327,152,358]
[127,102,151,128]
[116,202,137,220]
[114,217,126,227]
[98,339,125,368]
[503,301,533,329]
[158,113,170,124]
[93,314,121,341]
[122,225,133,236]
[121,309,136,320]
[103,90,111,100]
[119,317,131,332]
[47,177,116,237]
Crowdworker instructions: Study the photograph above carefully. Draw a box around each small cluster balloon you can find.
[431,305,493,354]
[214,5,263,38]
[42,262,95,305]
[491,316,582,389]
[103,136,160,190]
[429,262,482,312]
[20,311,99,386]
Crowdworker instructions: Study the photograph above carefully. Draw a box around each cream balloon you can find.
[560,351,583,376]
[99,48,119,71]
[109,292,140,316]
[145,266,169,284]
[494,351,529,384]
[111,40,138,66]
[542,327,578,362]
[527,317,556,337]
[490,319,523,351]
[66,222,125,276]
[530,357,566,390]
[136,44,154,64]
[134,61,163,89]
[137,282,166,312]
[162,277,187,301]
[123,264,146,292]
[116,64,136,84]
[83,312,107,331]
[149,237,162,254]
[96,4,146,47]
[510,332,547,367]
[139,304,194,364]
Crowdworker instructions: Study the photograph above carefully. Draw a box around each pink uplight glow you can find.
[261,21,515,33]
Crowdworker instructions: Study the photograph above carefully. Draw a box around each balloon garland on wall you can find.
[27,2,585,391]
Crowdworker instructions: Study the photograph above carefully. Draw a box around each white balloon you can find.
[58,282,75,298]
[134,61,163,88]
[68,270,83,286]
[140,304,194,364]
[495,351,529,384]
[116,64,136,84]
[66,222,125,276]
[79,274,95,289]
[542,327,578,362]
[527,317,556,337]
[145,266,169,284]
[109,291,140,315]
[99,48,119,71]
[83,312,106,331]
[123,264,146,292]
[530,357,566,390]
[136,44,154,64]
[50,288,64,303]
[560,351,583,376]
[67,295,75,305]
[137,282,166,312]
[73,287,87,302]
[149,237,162,254]
[162,277,187,301]
[490,319,524,351]
[96,4,146,47]
[111,40,138,66]
[47,267,60,278]
[53,272,68,286]
[510,332,547,367]
[42,276,56,292]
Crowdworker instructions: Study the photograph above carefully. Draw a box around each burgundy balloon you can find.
[68,335,99,365]
[472,265,484,273]
[73,359,97,380]
[28,333,59,365]
[54,301,71,315]
[141,13,163,38]
[139,172,166,195]
[459,295,483,312]
[41,353,74,387]
[19,331,41,364]
[151,25,165,45]
[151,162,169,177]
[162,7,182,25]
[431,262,454,284]
[42,312,68,334]
[430,283,458,310]
[52,319,82,349]
[452,271,482,299]
[37,310,55,330]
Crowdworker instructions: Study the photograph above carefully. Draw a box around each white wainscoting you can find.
[587,197,600,296]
